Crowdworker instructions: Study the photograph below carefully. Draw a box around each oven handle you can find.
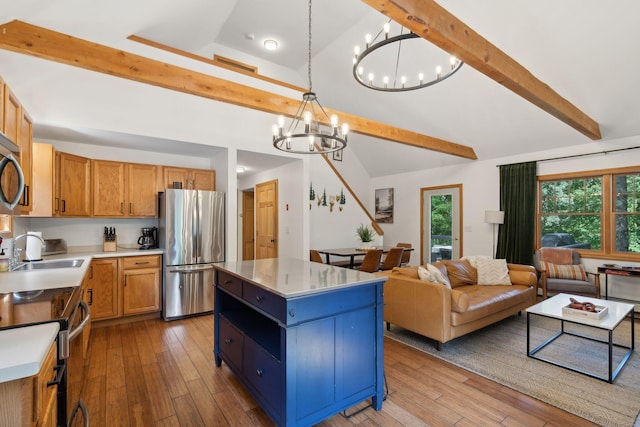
[69,398,90,427]
[69,300,91,342]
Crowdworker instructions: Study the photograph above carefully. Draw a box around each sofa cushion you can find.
[541,261,587,281]
[450,285,534,326]
[477,258,512,285]
[417,266,436,282]
[426,264,451,288]
[443,260,477,288]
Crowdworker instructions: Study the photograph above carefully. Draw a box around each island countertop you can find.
[214,258,385,298]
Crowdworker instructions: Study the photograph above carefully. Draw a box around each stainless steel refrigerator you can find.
[159,189,225,320]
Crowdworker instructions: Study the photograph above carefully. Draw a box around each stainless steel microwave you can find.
[0,130,25,214]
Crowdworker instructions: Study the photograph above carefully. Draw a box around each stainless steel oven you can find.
[63,297,90,427]
[0,285,90,426]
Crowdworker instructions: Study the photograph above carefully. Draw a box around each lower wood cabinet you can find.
[122,255,161,315]
[86,254,162,321]
[0,339,57,426]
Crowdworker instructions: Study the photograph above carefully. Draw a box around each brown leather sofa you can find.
[376,259,537,350]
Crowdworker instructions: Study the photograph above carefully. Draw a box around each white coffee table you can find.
[526,293,635,383]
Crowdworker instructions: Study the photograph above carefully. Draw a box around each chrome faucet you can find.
[12,233,45,266]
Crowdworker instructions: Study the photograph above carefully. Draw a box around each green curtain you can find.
[496,161,536,265]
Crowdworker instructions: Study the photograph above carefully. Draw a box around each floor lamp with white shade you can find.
[485,210,504,258]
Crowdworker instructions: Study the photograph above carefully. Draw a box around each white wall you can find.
[365,135,640,302]
[237,160,306,260]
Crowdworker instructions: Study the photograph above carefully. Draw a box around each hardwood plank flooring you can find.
[81,315,597,426]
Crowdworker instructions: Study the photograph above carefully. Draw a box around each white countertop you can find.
[0,247,163,294]
[215,258,386,298]
[0,322,59,383]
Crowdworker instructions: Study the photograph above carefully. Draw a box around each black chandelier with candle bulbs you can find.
[352,19,463,92]
[272,0,348,154]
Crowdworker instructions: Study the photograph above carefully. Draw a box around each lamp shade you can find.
[484,210,505,225]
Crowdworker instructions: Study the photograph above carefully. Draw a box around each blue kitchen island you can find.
[213,258,386,427]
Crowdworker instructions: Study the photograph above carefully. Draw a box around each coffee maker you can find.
[137,227,158,250]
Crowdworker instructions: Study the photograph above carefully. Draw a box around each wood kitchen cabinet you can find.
[162,166,215,191]
[86,258,119,321]
[0,338,58,426]
[92,160,158,217]
[122,254,161,315]
[55,151,91,217]
[88,255,162,323]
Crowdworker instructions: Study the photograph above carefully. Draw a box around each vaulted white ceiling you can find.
[0,0,638,177]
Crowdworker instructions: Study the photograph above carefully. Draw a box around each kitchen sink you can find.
[11,259,85,271]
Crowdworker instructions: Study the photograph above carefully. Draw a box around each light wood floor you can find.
[82,315,597,426]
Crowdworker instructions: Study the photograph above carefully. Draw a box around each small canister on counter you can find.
[0,249,9,272]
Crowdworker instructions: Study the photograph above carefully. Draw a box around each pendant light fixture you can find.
[352,19,463,92]
[272,0,348,154]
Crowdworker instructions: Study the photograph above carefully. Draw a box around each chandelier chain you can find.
[307,0,312,92]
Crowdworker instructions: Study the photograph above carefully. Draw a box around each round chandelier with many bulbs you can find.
[352,19,463,92]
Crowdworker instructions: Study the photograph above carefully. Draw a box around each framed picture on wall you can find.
[375,188,394,223]
[333,149,343,161]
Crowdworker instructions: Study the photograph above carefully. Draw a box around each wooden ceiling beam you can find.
[0,20,477,160]
[362,0,601,140]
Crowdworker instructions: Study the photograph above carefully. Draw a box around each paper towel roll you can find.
[25,232,43,261]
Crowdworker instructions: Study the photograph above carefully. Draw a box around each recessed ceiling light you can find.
[236,166,246,173]
[263,39,279,51]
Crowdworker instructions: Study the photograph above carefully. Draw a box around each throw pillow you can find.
[427,263,451,288]
[460,255,492,269]
[541,261,587,281]
[417,266,436,282]
[476,258,512,285]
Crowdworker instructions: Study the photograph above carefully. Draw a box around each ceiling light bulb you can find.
[354,45,360,55]
[277,115,285,128]
[368,73,374,85]
[383,76,389,87]
[358,66,364,76]
[303,111,312,125]
[309,135,315,151]
[272,124,279,136]
[383,22,390,36]
[450,56,457,67]
[401,76,407,85]
[341,123,349,135]
[330,114,339,128]
[263,39,278,51]
[436,65,442,78]
[418,72,424,83]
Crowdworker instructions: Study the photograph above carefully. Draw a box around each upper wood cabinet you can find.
[162,166,215,191]
[0,75,4,130]
[127,163,158,217]
[92,159,125,216]
[92,160,158,217]
[56,151,91,216]
[28,142,55,217]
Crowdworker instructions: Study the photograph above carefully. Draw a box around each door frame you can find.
[420,184,463,265]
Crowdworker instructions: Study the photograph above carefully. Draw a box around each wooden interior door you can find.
[242,190,255,260]
[255,180,278,259]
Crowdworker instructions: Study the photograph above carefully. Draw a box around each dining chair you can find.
[534,247,600,298]
[357,249,383,273]
[379,247,404,271]
[396,242,412,266]
[310,250,324,263]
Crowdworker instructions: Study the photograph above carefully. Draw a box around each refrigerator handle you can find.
[169,265,214,274]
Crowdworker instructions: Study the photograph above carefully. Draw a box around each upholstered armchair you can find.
[534,247,600,299]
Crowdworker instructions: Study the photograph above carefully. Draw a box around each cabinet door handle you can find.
[135,261,149,265]
[256,369,263,377]
[129,203,132,214]
[255,295,265,302]
[120,202,124,214]
[62,199,66,212]
[224,338,232,344]
[55,197,60,212]
[87,288,93,305]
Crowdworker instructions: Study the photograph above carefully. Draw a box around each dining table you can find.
[316,246,414,269]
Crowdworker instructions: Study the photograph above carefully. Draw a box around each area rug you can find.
[385,314,640,427]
